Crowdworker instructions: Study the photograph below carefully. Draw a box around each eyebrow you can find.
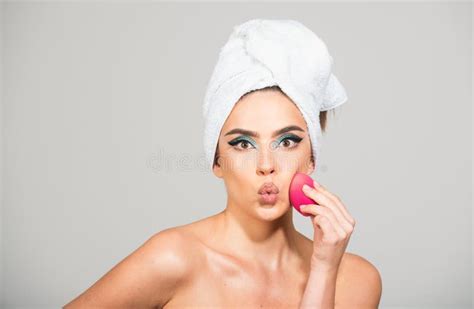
[224,125,305,138]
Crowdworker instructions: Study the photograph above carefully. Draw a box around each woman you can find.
[64,19,382,308]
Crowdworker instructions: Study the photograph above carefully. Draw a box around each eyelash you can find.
[228,134,303,151]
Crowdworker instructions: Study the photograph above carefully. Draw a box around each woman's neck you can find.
[214,203,302,272]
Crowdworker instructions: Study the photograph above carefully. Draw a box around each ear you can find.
[212,143,223,178]
[212,160,224,179]
[305,157,315,175]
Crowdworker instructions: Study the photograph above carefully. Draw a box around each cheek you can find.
[221,150,258,172]
[274,147,311,172]
[223,169,255,201]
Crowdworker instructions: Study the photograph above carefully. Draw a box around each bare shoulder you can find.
[63,227,196,309]
[147,226,198,282]
[339,252,382,283]
[336,252,383,308]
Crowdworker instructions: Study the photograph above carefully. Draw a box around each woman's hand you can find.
[300,180,356,272]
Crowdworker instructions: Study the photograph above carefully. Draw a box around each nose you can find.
[256,145,276,176]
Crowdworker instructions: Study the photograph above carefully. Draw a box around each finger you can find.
[313,182,355,226]
[312,181,354,225]
[315,215,340,243]
[300,205,348,239]
[307,212,338,243]
[302,185,354,233]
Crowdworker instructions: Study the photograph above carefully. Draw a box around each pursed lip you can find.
[258,182,280,195]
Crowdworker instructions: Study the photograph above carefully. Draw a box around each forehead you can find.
[221,90,307,134]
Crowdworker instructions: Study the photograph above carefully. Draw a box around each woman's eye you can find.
[236,140,254,150]
[278,137,301,149]
[228,138,256,151]
[280,138,295,148]
[228,135,302,151]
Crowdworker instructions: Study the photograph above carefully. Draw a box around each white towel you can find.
[202,18,348,171]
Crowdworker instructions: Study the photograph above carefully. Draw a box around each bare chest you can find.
[163,252,311,308]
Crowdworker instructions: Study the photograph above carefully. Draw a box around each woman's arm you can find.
[297,181,356,309]
[63,228,191,308]
[299,255,382,309]
[299,265,338,308]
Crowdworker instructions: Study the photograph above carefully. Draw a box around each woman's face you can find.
[213,89,315,219]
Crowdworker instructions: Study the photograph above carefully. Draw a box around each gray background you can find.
[1,1,472,308]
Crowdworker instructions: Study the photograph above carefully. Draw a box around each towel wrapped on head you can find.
[202,18,348,172]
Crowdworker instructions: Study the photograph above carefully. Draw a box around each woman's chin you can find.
[255,201,290,220]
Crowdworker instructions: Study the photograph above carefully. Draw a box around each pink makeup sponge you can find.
[289,172,318,216]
